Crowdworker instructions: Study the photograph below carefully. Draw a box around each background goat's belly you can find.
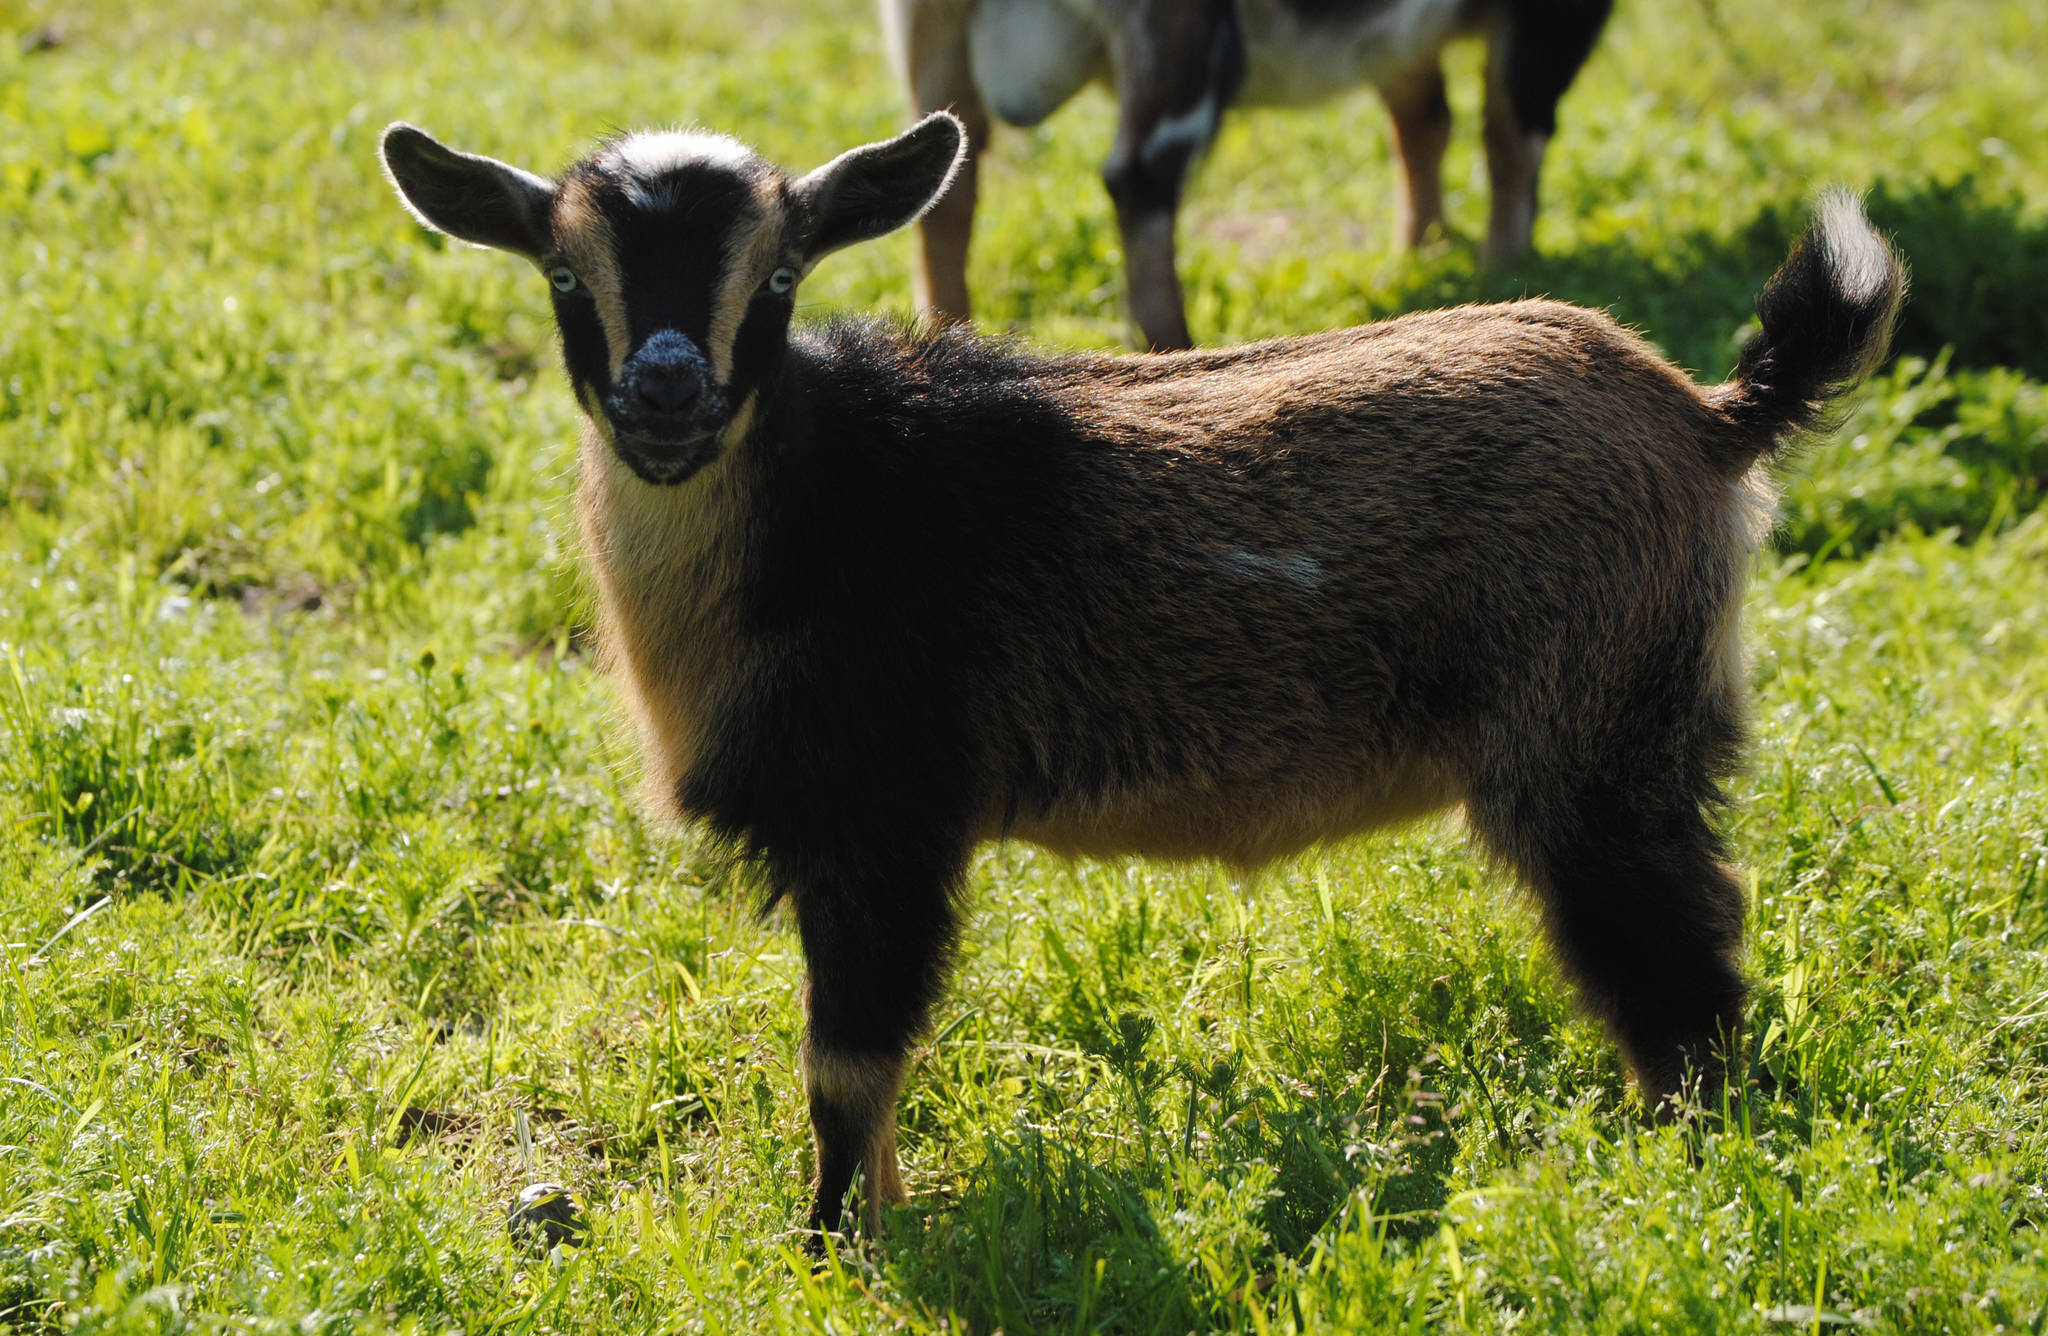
[970,0,1106,125]
[1239,0,1473,105]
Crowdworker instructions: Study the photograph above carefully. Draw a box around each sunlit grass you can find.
[2,0,2045,1330]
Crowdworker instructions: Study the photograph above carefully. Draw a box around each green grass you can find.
[2,0,2046,1330]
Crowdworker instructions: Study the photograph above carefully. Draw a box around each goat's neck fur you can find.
[576,414,756,812]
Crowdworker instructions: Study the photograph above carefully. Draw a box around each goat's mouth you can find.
[607,423,725,486]
[601,390,732,486]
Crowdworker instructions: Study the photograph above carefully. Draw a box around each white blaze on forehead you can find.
[602,130,761,206]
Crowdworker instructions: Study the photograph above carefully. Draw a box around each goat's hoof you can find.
[508,1182,586,1252]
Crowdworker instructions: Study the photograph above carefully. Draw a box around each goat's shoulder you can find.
[792,315,1068,416]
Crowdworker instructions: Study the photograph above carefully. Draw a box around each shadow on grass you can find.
[878,1070,1461,1333]
[1364,175,2048,384]
[1867,178,2048,383]
[1349,177,2048,557]
[881,1129,1210,1334]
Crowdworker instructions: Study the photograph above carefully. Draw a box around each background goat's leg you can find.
[1101,0,1244,350]
[1481,0,1613,264]
[1381,58,1454,249]
[898,0,990,324]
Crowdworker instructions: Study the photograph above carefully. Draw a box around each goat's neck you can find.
[574,416,753,613]
[573,409,764,807]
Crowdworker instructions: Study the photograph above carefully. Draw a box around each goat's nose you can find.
[635,362,702,415]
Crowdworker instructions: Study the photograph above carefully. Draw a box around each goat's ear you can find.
[380,123,557,263]
[791,112,966,264]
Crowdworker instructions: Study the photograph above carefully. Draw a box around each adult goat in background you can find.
[885,0,1614,349]
[380,110,1902,1241]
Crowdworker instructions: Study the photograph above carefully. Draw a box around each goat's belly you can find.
[1239,0,1472,104]
[1002,752,1460,869]
[971,0,1106,125]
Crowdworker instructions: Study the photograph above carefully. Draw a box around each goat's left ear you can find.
[791,112,966,265]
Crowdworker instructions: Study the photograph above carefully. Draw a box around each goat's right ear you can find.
[790,112,967,265]
[380,123,557,263]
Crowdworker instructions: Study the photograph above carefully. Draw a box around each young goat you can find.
[380,112,1903,1239]
[886,0,1614,349]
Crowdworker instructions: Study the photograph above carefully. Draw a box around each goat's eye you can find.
[548,267,578,294]
[767,267,797,295]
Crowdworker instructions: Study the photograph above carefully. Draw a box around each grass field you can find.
[3,0,2047,1330]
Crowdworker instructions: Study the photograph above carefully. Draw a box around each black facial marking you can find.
[553,285,610,409]
[595,161,766,351]
[725,293,796,413]
[545,147,789,479]
[1277,0,1412,24]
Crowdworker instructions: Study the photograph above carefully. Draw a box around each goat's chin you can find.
[605,426,723,487]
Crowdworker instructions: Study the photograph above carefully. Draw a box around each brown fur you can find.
[574,425,752,815]
[903,305,1764,870]
[578,293,1858,1232]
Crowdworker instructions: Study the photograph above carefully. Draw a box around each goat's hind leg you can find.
[1475,780,1748,1112]
[1480,0,1613,263]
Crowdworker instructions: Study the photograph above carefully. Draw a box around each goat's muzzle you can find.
[602,330,730,485]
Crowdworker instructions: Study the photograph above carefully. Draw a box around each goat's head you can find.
[379,114,966,485]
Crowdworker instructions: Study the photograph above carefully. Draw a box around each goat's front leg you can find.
[889,0,992,324]
[1380,59,1453,248]
[803,1042,909,1237]
[1101,0,1245,350]
[787,854,960,1239]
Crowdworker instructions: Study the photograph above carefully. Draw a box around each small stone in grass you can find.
[507,1183,586,1250]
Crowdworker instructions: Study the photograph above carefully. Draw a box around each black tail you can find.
[1718,191,1906,467]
